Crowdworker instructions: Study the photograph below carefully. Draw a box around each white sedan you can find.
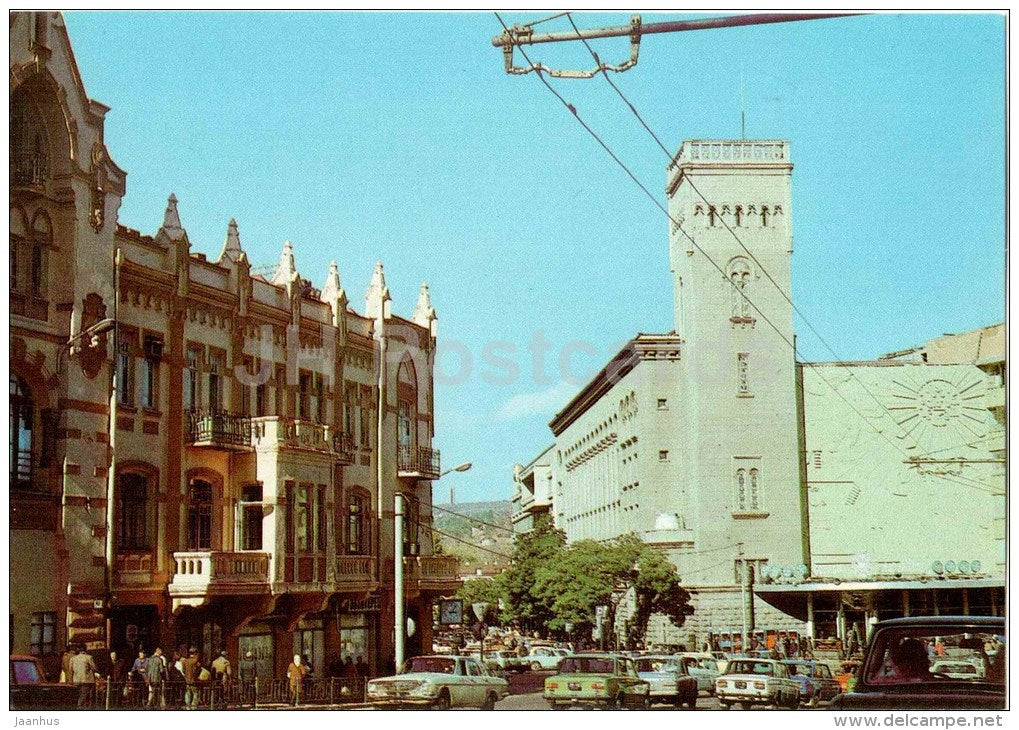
[365,655,509,709]
[525,647,571,671]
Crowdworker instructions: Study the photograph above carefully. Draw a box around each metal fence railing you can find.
[73,677,367,710]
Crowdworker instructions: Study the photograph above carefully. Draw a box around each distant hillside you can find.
[432,500,514,573]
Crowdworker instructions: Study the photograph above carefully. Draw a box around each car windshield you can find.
[727,660,774,676]
[864,627,1004,687]
[635,658,677,673]
[406,657,457,674]
[559,657,614,674]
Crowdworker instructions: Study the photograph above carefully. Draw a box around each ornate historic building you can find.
[513,140,1005,650]
[10,12,458,679]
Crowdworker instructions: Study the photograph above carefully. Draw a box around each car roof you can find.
[873,616,1004,628]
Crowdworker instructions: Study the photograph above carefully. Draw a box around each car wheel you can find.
[433,690,451,710]
[550,702,564,711]
[482,692,497,711]
[686,693,697,709]
[787,693,799,710]
[719,702,730,710]
[740,701,752,710]
[531,661,542,672]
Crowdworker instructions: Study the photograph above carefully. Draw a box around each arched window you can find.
[10,90,49,188]
[397,358,417,457]
[727,258,753,319]
[735,468,747,510]
[117,472,150,551]
[10,374,33,489]
[749,468,761,511]
[187,479,214,550]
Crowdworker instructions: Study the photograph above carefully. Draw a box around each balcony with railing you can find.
[168,551,270,607]
[405,555,460,591]
[250,417,351,463]
[10,149,48,190]
[674,139,789,166]
[335,555,377,586]
[397,445,441,480]
[186,410,252,451]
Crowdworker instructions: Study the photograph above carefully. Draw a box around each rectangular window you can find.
[117,472,149,551]
[295,485,310,552]
[116,336,134,406]
[347,495,365,554]
[209,352,225,411]
[30,244,42,296]
[184,346,202,410]
[658,450,669,461]
[241,484,263,551]
[398,400,413,450]
[255,379,267,417]
[140,356,158,410]
[29,612,56,656]
[298,371,311,420]
[812,451,822,469]
[315,374,325,424]
[275,366,287,417]
[187,479,213,550]
[657,398,668,410]
[344,383,357,440]
[737,352,750,395]
[734,558,768,584]
[360,387,372,448]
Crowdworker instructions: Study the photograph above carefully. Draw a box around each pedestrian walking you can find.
[238,650,257,706]
[181,647,200,710]
[70,646,98,708]
[211,649,232,684]
[60,645,75,683]
[145,647,167,707]
[165,653,186,708]
[287,654,307,706]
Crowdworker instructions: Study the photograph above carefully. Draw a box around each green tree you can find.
[454,577,504,624]
[500,519,566,635]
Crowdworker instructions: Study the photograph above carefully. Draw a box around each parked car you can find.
[544,653,650,710]
[634,655,698,708]
[464,648,523,674]
[714,657,800,709]
[830,616,1005,710]
[10,655,82,710]
[526,646,571,671]
[679,653,720,694]
[365,655,509,709]
[781,659,841,706]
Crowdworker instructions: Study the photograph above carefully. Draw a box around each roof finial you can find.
[217,217,244,264]
[321,260,343,301]
[158,192,186,240]
[413,282,436,327]
[270,240,297,287]
[364,260,391,322]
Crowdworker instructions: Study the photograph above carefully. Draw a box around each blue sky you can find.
[63,11,1006,504]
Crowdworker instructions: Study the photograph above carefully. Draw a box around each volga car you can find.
[365,655,508,709]
[634,655,698,708]
[10,655,82,710]
[679,653,721,694]
[526,646,571,671]
[715,658,800,709]
[830,616,1005,711]
[544,654,650,710]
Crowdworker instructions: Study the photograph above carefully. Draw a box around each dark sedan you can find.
[830,616,1005,710]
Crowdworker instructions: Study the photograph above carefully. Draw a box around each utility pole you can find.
[738,543,748,654]
[493,13,862,77]
[394,492,405,673]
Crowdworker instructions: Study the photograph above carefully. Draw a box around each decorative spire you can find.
[217,218,244,264]
[321,260,343,302]
[364,260,391,322]
[270,240,297,287]
[413,283,436,327]
[158,193,186,241]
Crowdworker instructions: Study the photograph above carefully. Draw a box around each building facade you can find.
[511,444,554,534]
[515,139,1005,650]
[10,11,458,680]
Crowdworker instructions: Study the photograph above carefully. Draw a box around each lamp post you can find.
[105,249,123,633]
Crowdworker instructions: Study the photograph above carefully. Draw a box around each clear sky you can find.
[63,11,1006,505]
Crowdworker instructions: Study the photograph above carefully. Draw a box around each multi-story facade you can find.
[511,444,555,534]
[518,139,1005,650]
[10,12,458,679]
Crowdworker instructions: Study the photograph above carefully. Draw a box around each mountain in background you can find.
[432,500,514,575]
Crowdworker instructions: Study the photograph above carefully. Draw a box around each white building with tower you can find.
[514,139,1004,651]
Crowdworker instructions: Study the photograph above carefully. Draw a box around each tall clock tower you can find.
[666,141,805,620]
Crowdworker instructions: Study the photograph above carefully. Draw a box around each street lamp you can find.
[440,462,472,505]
